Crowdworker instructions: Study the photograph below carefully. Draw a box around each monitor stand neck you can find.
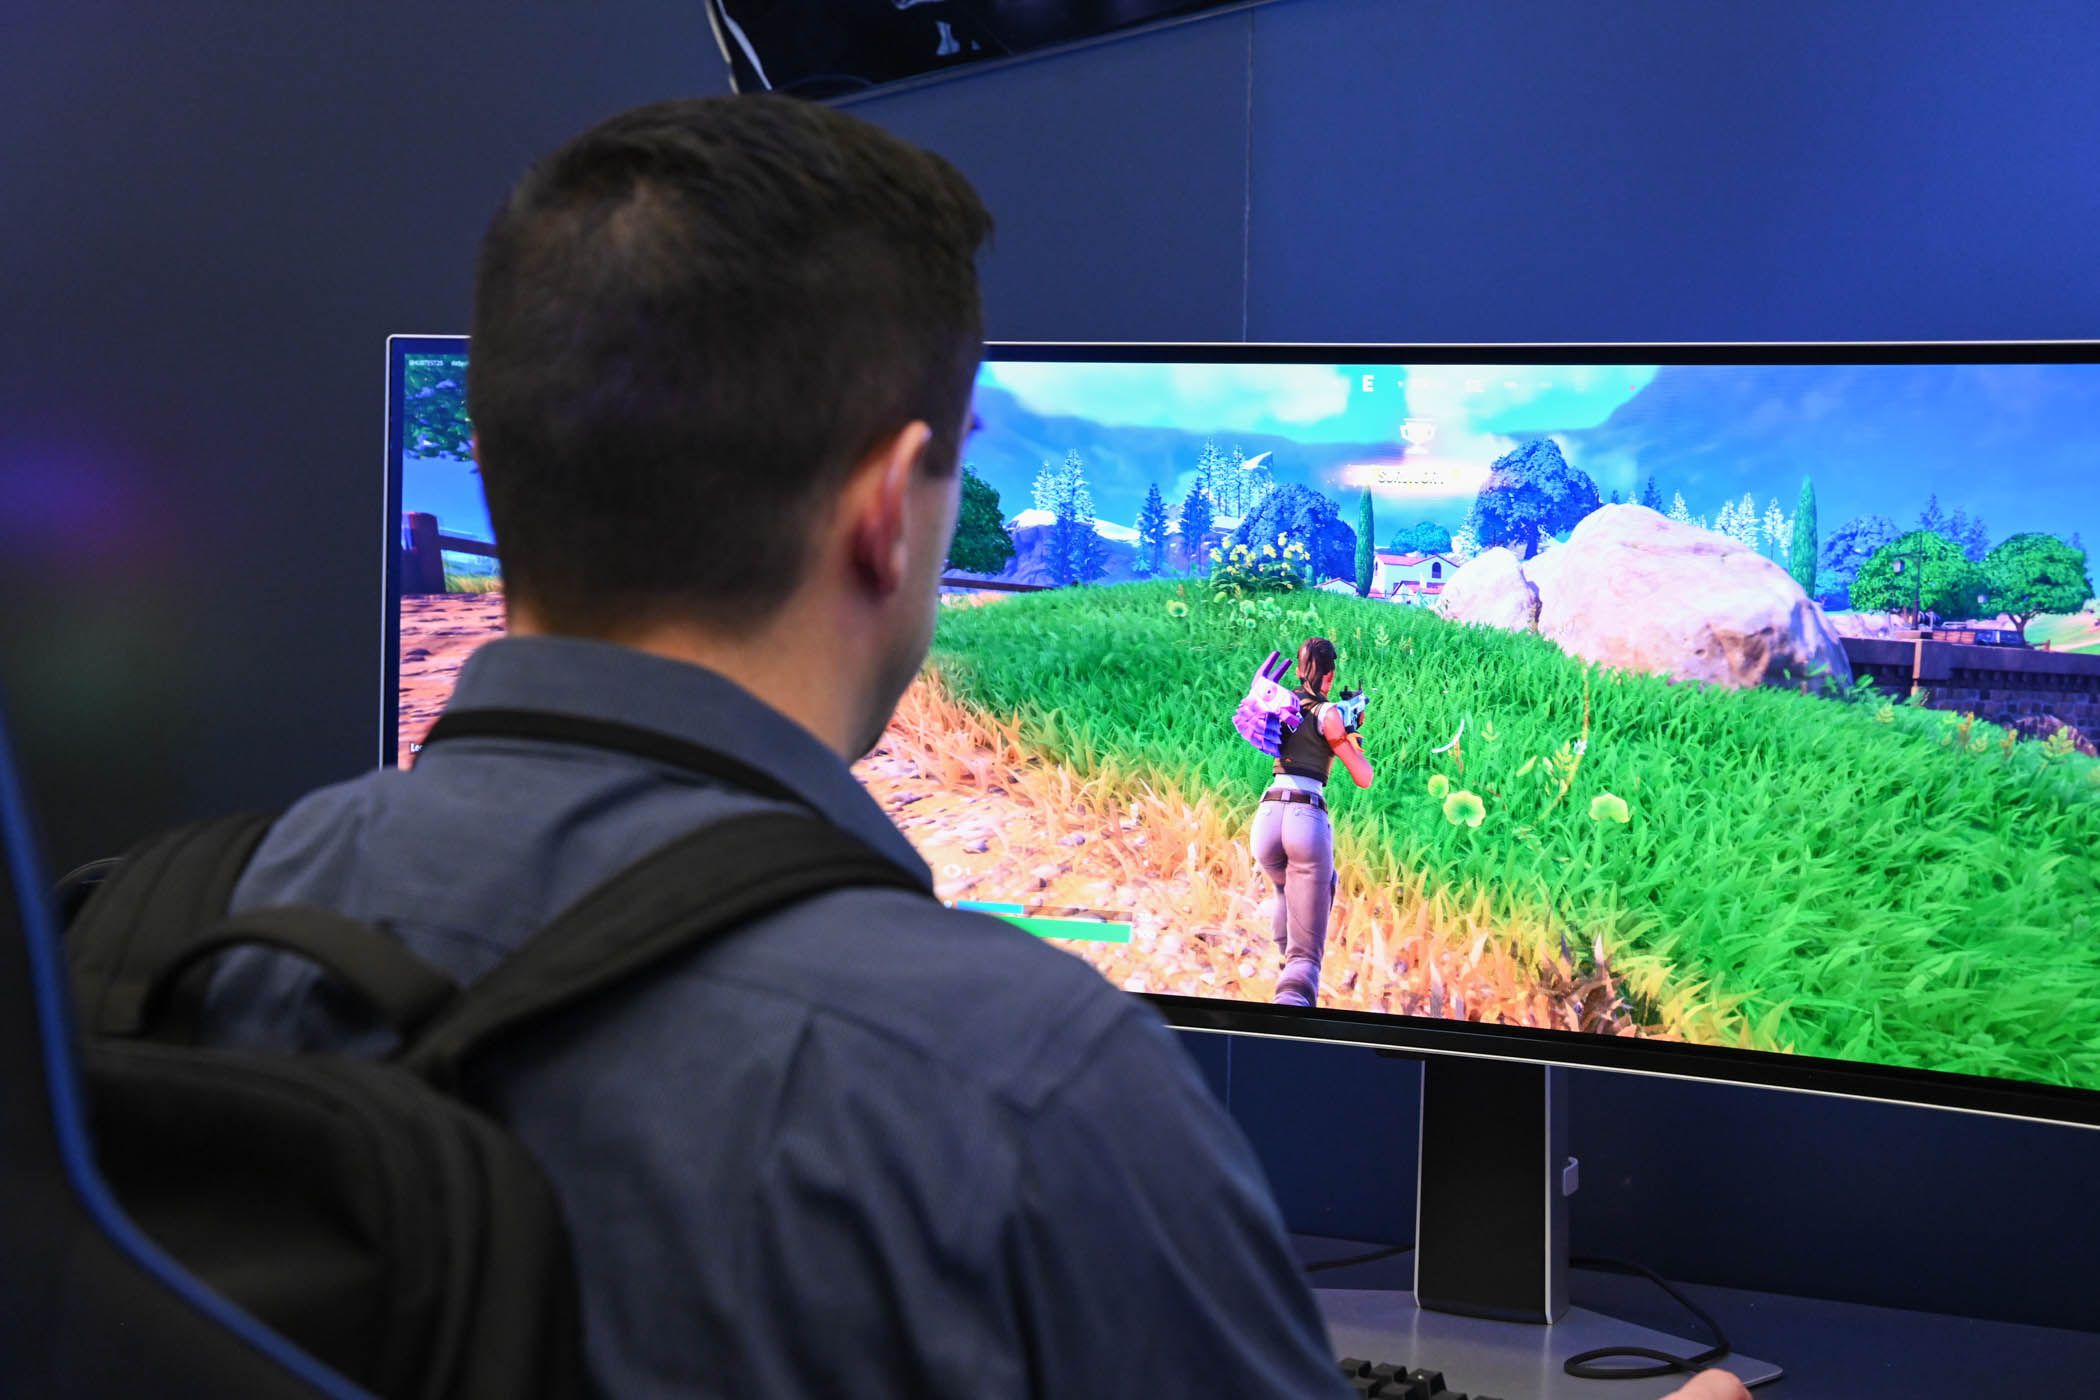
[1415,1058,1573,1320]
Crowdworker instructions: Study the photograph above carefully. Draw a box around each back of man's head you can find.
[469,96,992,638]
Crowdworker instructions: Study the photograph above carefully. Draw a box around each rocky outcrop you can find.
[1436,547,1540,632]
[1442,505,1852,691]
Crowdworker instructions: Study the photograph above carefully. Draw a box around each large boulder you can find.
[1437,548,1540,631]
[1453,505,1852,691]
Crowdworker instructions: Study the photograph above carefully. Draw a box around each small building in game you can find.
[1371,549,1459,603]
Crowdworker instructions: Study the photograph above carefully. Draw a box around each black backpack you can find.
[61,709,929,1399]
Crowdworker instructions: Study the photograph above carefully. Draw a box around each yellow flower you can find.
[1165,598,1190,619]
[1442,790,1486,827]
[1263,544,1277,558]
[1588,793,1631,824]
[1426,773,1451,798]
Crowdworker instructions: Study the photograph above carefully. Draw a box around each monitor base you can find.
[1318,1287,1783,1398]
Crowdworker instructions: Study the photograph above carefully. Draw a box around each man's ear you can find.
[846,420,934,595]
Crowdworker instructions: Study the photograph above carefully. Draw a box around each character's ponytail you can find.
[1296,636,1337,695]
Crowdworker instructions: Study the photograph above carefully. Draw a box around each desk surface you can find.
[1294,1236,2100,1398]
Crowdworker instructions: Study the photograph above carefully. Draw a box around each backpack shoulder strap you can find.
[399,809,930,1091]
[66,811,280,1038]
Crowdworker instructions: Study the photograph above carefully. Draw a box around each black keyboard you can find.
[1336,1356,1503,1400]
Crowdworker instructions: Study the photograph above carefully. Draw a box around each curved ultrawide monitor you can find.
[387,337,2100,1130]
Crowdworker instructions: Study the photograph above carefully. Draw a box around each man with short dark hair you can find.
[201,96,1345,1396]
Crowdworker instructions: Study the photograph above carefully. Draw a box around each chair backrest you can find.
[0,695,359,1399]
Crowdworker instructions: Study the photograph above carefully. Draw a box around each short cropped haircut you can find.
[468,96,992,634]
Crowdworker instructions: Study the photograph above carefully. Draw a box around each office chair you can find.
[0,697,360,1398]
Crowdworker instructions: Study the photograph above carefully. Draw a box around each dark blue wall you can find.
[5,0,2096,1336]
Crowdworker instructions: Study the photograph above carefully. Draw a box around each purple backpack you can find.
[1232,651,1303,757]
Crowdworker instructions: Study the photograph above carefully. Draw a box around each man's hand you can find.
[1659,1369,1750,1400]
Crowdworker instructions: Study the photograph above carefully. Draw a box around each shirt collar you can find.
[437,635,932,886]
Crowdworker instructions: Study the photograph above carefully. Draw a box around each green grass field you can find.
[930,580,2100,1090]
[2026,611,2100,654]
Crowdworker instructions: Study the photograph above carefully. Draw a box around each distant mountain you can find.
[1557,362,2100,553]
[966,385,1396,526]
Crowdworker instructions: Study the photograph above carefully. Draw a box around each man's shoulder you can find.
[703,885,1156,1116]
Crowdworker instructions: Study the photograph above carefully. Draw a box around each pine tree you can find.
[1040,448,1100,586]
[1244,453,1277,515]
[1177,484,1214,574]
[1640,475,1664,511]
[1194,440,1226,514]
[1448,520,1480,562]
[1667,492,1694,525]
[1608,488,1624,505]
[1761,498,1791,561]
[1355,489,1376,596]
[1134,483,1169,577]
[1031,458,1061,514]
[1789,477,1819,596]
[1209,447,1234,518]
[1917,492,1948,535]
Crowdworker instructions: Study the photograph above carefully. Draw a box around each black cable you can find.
[1305,1242,1413,1274]
[1564,1255,1775,1386]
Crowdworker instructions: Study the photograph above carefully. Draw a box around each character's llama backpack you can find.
[1231,651,1303,757]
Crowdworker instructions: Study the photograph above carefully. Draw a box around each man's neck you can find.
[508,603,866,761]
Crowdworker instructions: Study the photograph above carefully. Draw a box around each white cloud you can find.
[983,361,1354,433]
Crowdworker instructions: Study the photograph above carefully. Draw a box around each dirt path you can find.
[397,594,506,766]
[856,672,1665,1037]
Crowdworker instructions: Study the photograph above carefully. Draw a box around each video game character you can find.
[1247,637,1376,1006]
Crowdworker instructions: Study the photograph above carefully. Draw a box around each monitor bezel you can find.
[383,334,2100,1132]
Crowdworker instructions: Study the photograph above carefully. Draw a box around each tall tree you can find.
[1917,493,1948,535]
[1727,492,1761,549]
[1223,444,1248,518]
[1242,452,1278,514]
[945,466,1016,575]
[1233,485,1356,582]
[1463,439,1602,560]
[1944,508,1991,563]
[1355,489,1376,596]
[1788,478,1819,596]
[1983,533,2093,633]
[1761,498,1791,561]
[1134,483,1170,577]
[1667,492,1695,526]
[1639,475,1664,511]
[1851,530,1983,620]
[1177,483,1214,574]
[1387,519,1454,554]
[1817,514,1900,606]
[1040,448,1099,586]
[1194,440,1226,514]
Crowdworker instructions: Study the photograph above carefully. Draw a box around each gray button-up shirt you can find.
[202,636,1345,1398]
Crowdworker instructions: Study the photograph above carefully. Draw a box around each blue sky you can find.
[970,358,2100,551]
[979,359,1658,448]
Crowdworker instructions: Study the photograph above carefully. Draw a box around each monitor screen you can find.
[388,339,2100,1125]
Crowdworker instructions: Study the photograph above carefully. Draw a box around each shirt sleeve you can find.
[1002,1007,1351,1399]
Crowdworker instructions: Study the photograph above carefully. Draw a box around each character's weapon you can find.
[1231,650,1302,757]
[1332,686,1368,735]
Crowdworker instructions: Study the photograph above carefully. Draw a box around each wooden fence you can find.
[401,512,498,595]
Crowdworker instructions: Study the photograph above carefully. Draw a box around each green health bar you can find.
[952,900,1132,944]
